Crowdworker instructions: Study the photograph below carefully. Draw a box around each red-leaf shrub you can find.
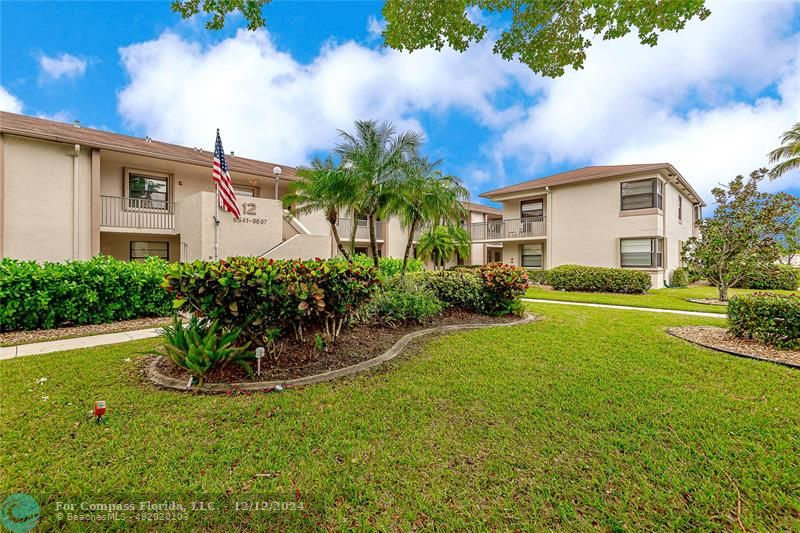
[477,263,529,315]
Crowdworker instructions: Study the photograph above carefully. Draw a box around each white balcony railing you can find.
[101,195,176,230]
[335,218,383,241]
[464,216,546,241]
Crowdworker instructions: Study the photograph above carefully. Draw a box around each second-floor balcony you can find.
[335,218,384,241]
[465,216,546,242]
[101,195,176,231]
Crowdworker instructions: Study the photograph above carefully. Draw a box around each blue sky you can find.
[1,1,798,207]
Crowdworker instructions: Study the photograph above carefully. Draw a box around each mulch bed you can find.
[0,316,172,347]
[155,311,519,383]
[668,326,800,368]
[686,298,728,306]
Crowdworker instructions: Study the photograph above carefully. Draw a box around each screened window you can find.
[620,238,662,268]
[521,199,544,219]
[694,205,702,223]
[233,185,255,197]
[521,243,543,268]
[128,174,168,207]
[621,178,662,211]
[130,241,169,261]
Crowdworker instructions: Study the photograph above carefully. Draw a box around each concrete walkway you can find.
[522,298,726,318]
[0,327,162,360]
[1,301,724,361]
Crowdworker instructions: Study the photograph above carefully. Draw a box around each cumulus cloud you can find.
[39,53,88,81]
[117,29,533,165]
[366,16,385,40]
[493,1,800,202]
[0,86,23,113]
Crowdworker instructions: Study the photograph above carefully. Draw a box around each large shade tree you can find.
[768,122,800,180]
[172,1,710,77]
[335,120,422,267]
[681,169,798,301]
[386,157,469,276]
[282,157,359,260]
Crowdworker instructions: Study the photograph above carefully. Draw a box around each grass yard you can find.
[525,285,798,314]
[1,304,798,530]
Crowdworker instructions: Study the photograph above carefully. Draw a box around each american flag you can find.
[212,130,241,219]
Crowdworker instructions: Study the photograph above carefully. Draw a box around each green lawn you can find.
[1,305,798,530]
[525,285,798,313]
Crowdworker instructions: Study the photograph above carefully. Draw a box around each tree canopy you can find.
[171,0,710,76]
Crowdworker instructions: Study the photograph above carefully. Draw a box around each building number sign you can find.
[233,202,269,225]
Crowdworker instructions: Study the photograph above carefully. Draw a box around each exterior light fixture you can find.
[273,166,282,200]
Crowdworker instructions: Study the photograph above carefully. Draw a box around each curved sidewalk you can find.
[522,298,726,318]
[0,327,162,360]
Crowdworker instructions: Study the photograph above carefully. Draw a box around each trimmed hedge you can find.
[0,255,171,332]
[525,269,549,285]
[407,270,483,311]
[728,293,799,349]
[164,257,381,344]
[736,264,799,291]
[548,264,652,294]
[670,267,690,288]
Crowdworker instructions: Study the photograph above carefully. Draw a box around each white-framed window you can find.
[678,195,683,222]
[233,185,255,198]
[521,243,543,268]
[620,238,663,268]
[621,178,663,211]
[130,241,169,261]
[125,169,170,210]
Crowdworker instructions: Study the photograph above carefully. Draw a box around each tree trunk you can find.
[718,283,728,302]
[400,218,418,277]
[368,211,379,267]
[327,211,350,261]
[348,215,358,256]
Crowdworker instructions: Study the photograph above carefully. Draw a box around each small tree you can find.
[682,169,798,301]
[416,224,471,270]
[777,211,800,265]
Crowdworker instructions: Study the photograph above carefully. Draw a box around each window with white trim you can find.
[130,241,169,261]
[620,238,663,268]
[678,195,683,222]
[521,243,543,268]
[621,178,662,211]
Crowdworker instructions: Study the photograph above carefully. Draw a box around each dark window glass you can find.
[620,238,662,268]
[130,241,169,261]
[521,243,543,268]
[621,178,662,211]
[521,199,544,218]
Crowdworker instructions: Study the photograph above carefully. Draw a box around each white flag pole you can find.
[214,128,221,260]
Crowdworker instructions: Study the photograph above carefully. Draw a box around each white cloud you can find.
[366,16,385,40]
[492,1,800,202]
[0,86,23,113]
[117,29,532,164]
[39,53,88,81]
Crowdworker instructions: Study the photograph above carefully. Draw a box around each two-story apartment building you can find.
[472,164,705,288]
[0,112,501,266]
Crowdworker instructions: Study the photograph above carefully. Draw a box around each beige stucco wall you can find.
[100,232,180,262]
[262,234,332,260]
[2,135,93,261]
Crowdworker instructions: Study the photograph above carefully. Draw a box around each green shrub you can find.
[165,257,381,344]
[352,253,422,279]
[407,270,484,311]
[0,255,172,332]
[670,267,690,288]
[736,264,799,291]
[728,293,799,349]
[357,278,443,325]
[160,316,252,385]
[525,269,549,285]
[548,264,651,294]
[477,263,529,316]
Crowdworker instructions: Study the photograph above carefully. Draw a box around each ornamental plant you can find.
[477,263,529,316]
[548,264,651,294]
[728,293,799,350]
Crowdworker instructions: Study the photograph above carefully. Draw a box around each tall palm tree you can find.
[335,120,423,267]
[416,224,471,270]
[387,157,469,276]
[768,122,800,180]
[282,157,358,260]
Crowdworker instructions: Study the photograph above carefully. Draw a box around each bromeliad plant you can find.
[160,316,253,385]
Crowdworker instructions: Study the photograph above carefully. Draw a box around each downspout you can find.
[73,144,81,259]
[545,186,552,269]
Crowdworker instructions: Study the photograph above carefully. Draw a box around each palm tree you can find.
[335,120,423,267]
[416,224,471,270]
[387,157,469,276]
[768,122,800,179]
[282,157,358,260]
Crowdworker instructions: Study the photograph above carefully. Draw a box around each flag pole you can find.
[214,128,220,260]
